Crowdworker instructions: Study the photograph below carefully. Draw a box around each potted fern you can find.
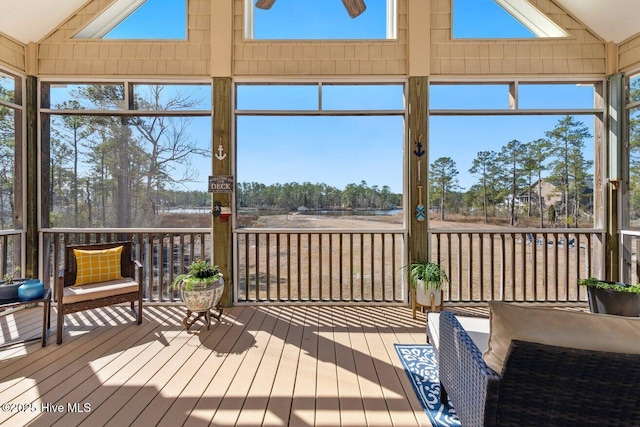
[579,277,640,317]
[406,261,448,315]
[171,260,224,312]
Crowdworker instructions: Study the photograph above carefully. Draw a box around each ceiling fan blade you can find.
[342,0,366,18]
[256,0,276,10]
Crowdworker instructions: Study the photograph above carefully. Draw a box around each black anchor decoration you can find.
[414,136,426,222]
[413,140,425,158]
[413,136,425,181]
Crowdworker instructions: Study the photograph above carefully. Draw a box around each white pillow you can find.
[483,301,640,373]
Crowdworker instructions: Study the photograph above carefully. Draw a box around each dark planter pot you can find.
[587,284,640,317]
[0,279,25,301]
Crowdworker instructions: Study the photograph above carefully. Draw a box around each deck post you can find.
[25,75,38,278]
[213,77,233,307]
[408,77,429,265]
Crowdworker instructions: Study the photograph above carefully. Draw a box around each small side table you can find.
[412,288,444,319]
[0,288,51,347]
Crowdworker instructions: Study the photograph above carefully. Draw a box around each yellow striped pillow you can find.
[73,246,123,286]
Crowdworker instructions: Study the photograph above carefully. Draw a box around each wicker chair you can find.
[438,311,640,426]
[56,241,143,344]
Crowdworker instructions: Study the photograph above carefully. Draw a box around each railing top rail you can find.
[41,228,211,234]
[429,228,606,234]
[0,229,25,237]
[620,229,640,237]
[234,228,408,234]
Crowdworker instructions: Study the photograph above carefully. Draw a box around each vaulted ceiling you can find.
[0,0,638,45]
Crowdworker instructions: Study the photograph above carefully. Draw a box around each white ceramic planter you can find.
[180,277,224,312]
[415,279,442,308]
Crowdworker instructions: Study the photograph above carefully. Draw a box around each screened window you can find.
[0,70,22,231]
[235,82,405,229]
[42,81,212,228]
[429,81,603,229]
[628,73,640,229]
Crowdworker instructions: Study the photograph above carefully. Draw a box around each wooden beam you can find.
[213,78,233,307]
[408,77,429,264]
[342,0,366,18]
[25,76,38,277]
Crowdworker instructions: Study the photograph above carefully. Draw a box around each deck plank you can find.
[314,306,341,427]
[0,304,429,426]
[234,306,291,427]
[332,306,368,427]
[261,307,306,427]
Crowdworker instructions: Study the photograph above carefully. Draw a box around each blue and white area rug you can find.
[395,344,461,427]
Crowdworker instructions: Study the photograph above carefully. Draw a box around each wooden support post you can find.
[213,77,233,307]
[408,77,429,311]
[408,77,429,264]
[25,76,38,278]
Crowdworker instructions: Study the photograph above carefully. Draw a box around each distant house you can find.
[518,179,562,210]
[518,179,594,212]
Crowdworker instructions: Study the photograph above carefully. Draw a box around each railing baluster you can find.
[276,233,281,301]
[370,233,375,301]
[318,233,323,301]
[328,234,333,301]
[478,233,484,302]
[286,233,291,301]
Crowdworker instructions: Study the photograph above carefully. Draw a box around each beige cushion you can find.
[63,277,139,304]
[483,301,640,374]
[428,312,490,353]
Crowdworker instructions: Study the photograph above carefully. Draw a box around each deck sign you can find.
[208,175,234,193]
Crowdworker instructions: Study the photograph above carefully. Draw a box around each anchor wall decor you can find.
[215,144,227,160]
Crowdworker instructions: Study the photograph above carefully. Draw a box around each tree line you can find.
[237,180,401,211]
[430,115,593,227]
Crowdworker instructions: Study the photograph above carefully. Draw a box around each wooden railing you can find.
[429,229,606,303]
[0,230,25,279]
[38,227,609,306]
[234,228,408,304]
[40,229,211,302]
[621,230,640,285]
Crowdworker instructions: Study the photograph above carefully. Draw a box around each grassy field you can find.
[157,211,596,304]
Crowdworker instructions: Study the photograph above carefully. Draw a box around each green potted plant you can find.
[0,267,23,300]
[405,261,448,316]
[579,277,640,316]
[171,260,224,312]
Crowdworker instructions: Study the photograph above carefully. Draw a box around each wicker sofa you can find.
[432,303,640,426]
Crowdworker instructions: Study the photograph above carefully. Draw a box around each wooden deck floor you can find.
[0,303,432,426]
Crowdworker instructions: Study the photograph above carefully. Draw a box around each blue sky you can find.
[83,0,596,194]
